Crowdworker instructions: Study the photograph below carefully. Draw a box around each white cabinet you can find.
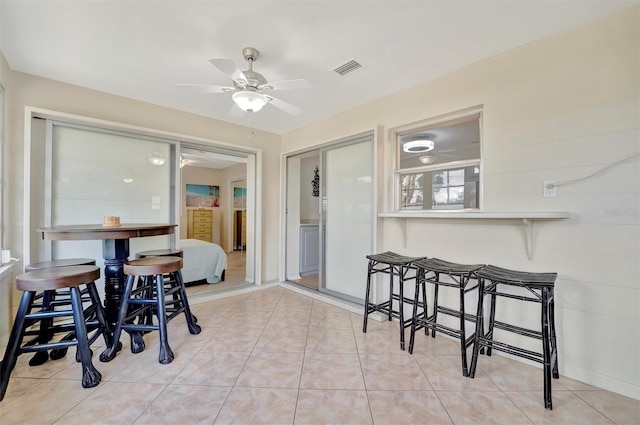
[299,225,319,276]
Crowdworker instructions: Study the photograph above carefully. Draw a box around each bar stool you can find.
[468,264,559,410]
[23,258,97,365]
[0,265,112,401]
[100,256,201,364]
[408,258,484,376]
[363,251,427,350]
[134,249,197,324]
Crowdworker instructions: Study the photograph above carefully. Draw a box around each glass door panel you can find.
[321,136,373,302]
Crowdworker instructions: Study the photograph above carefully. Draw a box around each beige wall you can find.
[283,7,639,399]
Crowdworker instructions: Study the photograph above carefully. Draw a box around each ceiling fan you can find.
[179,47,311,116]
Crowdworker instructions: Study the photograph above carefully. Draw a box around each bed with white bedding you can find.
[179,239,227,285]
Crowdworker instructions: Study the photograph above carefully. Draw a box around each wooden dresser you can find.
[187,209,213,242]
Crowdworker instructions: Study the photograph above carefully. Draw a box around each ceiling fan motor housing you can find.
[235,47,268,90]
[237,70,267,89]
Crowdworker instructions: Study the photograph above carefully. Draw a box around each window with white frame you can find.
[394,107,482,211]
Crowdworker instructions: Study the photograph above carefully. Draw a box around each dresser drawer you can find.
[193,232,212,242]
[192,222,211,231]
[193,215,211,223]
[193,210,212,218]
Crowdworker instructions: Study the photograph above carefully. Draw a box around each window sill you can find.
[0,263,14,280]
[378,211,570,259]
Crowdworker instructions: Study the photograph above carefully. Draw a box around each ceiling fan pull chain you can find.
[248,113,255,139]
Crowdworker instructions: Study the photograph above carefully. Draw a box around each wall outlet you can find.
[543,181,557,198]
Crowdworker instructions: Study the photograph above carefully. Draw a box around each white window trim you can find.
[388,105,484,212]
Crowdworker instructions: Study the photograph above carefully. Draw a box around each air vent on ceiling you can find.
[333,59,363,76]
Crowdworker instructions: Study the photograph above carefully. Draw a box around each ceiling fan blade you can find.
[229,103,246,117]
[177,83,235,94]
[265,95,302,115]
[258,79,311,91]
[209,58,247,85]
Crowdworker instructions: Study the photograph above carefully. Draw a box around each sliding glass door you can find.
[284,133,374,302]
[320,134,374,302]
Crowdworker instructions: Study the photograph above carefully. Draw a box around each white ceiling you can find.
[0,1,635,135]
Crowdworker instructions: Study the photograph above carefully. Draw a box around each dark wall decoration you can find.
[312,166,320,197]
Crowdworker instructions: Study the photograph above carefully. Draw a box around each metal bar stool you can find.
[23,258,97,365]
[100,256,201,364]
[363,251,427,350]
[0,265,112,401]
[408,258,484,376]
[468,264,559,410]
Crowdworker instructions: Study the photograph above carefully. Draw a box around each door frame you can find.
[280,128,379,302]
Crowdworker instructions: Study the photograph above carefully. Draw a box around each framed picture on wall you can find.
[233,187,247,209]
[186,184,220,207]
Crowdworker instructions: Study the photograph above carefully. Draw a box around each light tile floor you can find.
[1,286,639,424]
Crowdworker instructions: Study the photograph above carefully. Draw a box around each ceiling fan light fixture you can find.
[147,152,167,166]
[418,154,437,164]
[403,139,435,153]
[232,90,267,112]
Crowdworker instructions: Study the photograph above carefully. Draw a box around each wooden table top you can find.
[37,223,177,241]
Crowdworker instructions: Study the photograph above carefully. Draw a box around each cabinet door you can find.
[299,226,319,275]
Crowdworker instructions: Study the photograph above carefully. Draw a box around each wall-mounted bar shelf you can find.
[378,211,570,260]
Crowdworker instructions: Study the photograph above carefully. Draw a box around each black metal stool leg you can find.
[408,269,422,354]
[549,287,559,379]
[29,290,55,366]
[362,260,373,333]
[431,274,440,339]
[469,277,485,379]
[388,270,395,322]
[398,265,406,350]
[541,287,553,410]
[173,271,201,335]
[485,286,497,357]
[0,292,35,401]
[155,274,174,364]
[100,275,136,362]
[70,287,101,388]
[459,277,468,377]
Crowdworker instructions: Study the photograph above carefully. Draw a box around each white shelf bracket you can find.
[522,218,534,260]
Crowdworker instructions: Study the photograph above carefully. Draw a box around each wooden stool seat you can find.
[0,265,112,401]
[124,256,182,276]
[135,249,183,259]
[17,265,100,291]
[25,258,96,272]
[101,256,200,365]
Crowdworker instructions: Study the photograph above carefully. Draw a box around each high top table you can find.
[37,223,177,353]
